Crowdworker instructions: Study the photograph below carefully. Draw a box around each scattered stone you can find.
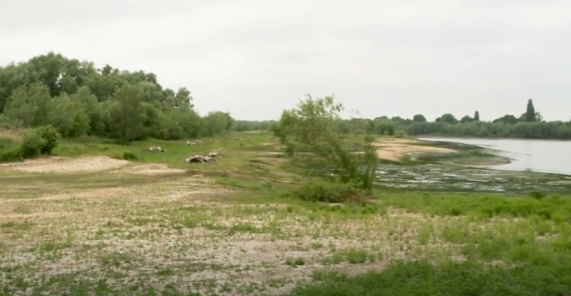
[234,137,252,141]
[185,151,221,164]
[144,146,166,153]
[186,140,205,146]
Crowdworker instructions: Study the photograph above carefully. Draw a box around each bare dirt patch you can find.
[0,156,130,173]
[112,163,188,176]
[374,138,456,161]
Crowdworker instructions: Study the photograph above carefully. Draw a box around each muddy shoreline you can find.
[373,138,570,194]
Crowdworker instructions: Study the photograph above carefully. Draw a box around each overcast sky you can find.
[1,0,570,121]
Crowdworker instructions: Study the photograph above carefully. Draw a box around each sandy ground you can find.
[0,156,193,177]
[374,138,456,161]
[0,156,131,173]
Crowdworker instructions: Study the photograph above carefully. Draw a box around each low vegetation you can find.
[0,53,570,295]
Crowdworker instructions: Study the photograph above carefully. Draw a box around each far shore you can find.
[414,135,571,142]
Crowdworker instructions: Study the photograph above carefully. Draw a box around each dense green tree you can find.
[108,85,147,143]
[436,113,458,124]
[1,83,51,128]
[525,99,536,122]
[0,52,234,143]
[47,93,90,138]
[460,115,473,123]
[412,114,426,123]
[493,114,519,125]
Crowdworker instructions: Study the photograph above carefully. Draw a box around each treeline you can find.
[241,99,571,140]
[0,52,234,143]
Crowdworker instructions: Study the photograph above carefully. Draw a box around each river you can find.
[418,137,571,176]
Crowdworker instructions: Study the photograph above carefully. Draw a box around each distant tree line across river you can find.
[234,99,571,140]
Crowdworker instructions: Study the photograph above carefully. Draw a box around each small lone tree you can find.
[271,95,378,193]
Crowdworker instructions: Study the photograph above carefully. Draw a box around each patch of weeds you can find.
[323,249,379,265]
[0,221,33,232]
[285,257,306,267]
[201,222,228,231]
[228,223,264,235]
[122,151,138,160]
[125,217,161,226]
[440,225,469,244]
[283,260,571,296]
[417,225,433,245]
[284,177,363,203]
[156,268,174,276]
[310,269,345,281]
[100,252,133,267]
[37,240,72,257]
[311,242,324,250]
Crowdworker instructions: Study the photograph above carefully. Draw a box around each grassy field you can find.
[1,131,570,295]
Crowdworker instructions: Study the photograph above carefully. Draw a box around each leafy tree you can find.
[272,95,378,193]
[493,114,519,125]
[436,113,458,124]
[1,83,51,128]
[525,99,536,122]
[47,94,89,138]
[460,115,473,123]
[72,86,102,135]
[413,114,427,122]
[373,119,396,135]
[108,85,147,143]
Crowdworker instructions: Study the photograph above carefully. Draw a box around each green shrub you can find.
[0,147,23,162]
[286,178,361,203]
[35,125,59,154]
[21,131,46,158]
[122,151,138,160]
[0,137,23,162]
[0,137,14,150]
[20,125,59,159]
[394,129,407,138]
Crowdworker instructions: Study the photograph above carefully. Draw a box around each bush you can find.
[35,125,59,154]
[21,131,46,158]
[20,125,59,159]
[0,137,23,162]
[286,178,361,203]
[0,138,23,162]
[394,129,407,138]
[0,137,14,150]
[122,151,138,160]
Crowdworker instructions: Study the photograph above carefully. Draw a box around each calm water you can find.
[418,137,571,176]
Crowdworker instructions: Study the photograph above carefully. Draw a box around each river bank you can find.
[372,136,571,194]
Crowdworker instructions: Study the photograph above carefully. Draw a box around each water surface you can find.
[418,137,571,176]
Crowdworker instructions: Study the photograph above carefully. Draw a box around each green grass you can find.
[286,260,571,296]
